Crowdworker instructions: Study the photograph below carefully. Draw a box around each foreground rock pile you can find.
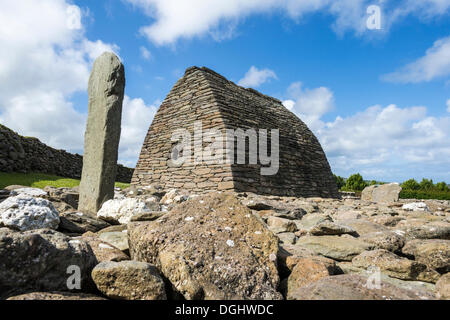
[0,184,449,300]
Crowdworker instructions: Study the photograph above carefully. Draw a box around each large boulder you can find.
[361,183,401,203]
[97,198,150,224]
[128,192,282,300]
[0,228,97,298]
[288,274,435,300]
[91,261,166,300]
[0,195,60,231]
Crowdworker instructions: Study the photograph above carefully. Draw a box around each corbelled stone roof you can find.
[132,66,339,198]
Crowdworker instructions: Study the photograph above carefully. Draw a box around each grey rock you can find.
[296,235,373,261]
[0,195,60,231]
[0,228,97,298]
[361,183,402,203]
[91,261,166,300]
[58,211,110,234]
[78,52,125,215]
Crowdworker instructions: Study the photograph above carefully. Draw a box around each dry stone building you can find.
[132,67,339,198]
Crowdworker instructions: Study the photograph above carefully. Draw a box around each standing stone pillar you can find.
[78,52,125,214]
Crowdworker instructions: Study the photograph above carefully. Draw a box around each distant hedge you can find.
[399,190,450,201]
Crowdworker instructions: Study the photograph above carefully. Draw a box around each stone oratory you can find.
[132,67,339,198]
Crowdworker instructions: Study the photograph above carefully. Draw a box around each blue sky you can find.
[0,0,449,183]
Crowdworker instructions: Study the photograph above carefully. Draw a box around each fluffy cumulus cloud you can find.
[119,96,158,167]
[283,87,450,181]
[0,0,116,153]
[238,66,277,88]
[0,0,157,166]
[125,0,450,45]
[383,36,450,83]
[283,82,335,132]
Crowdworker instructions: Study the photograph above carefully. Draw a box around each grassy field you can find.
[0,172,130,190]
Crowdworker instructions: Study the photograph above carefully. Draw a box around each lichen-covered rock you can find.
[0,228,97,298]
[359,231,405,252]
[0,195,60,231]
[296,235,373,261]
[91,261,166,300]
[97,198,150,224]
[288,274,435,300]
[396,221,450,240]
[7,292,107,300]
[352,249,427,281]
[128,193,282,300]
[402,239,450,272]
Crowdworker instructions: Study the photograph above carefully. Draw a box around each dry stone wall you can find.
[0,124,133,183]
[133,67,339,198]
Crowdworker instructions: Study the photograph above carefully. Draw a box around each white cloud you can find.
[0,0,153,168]
[238,66,277,88]
[283,82,334,131]
[447,99,450,112]
[383,36,450,83]
[318,104,450,181]
[283,81,450,181]
[125,0,450,45]
[119,96,158,167]
[140,46,152,60]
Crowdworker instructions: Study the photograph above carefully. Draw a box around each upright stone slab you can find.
[78,52,125,215]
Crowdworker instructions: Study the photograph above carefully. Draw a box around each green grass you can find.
[0,172,130,190]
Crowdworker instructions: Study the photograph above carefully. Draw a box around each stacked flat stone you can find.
[0,124,133,183]
[133,67,339,198]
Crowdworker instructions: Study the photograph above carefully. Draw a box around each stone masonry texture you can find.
[0,124,132,183]
[78,52,126,214]
[133,67,339,198]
